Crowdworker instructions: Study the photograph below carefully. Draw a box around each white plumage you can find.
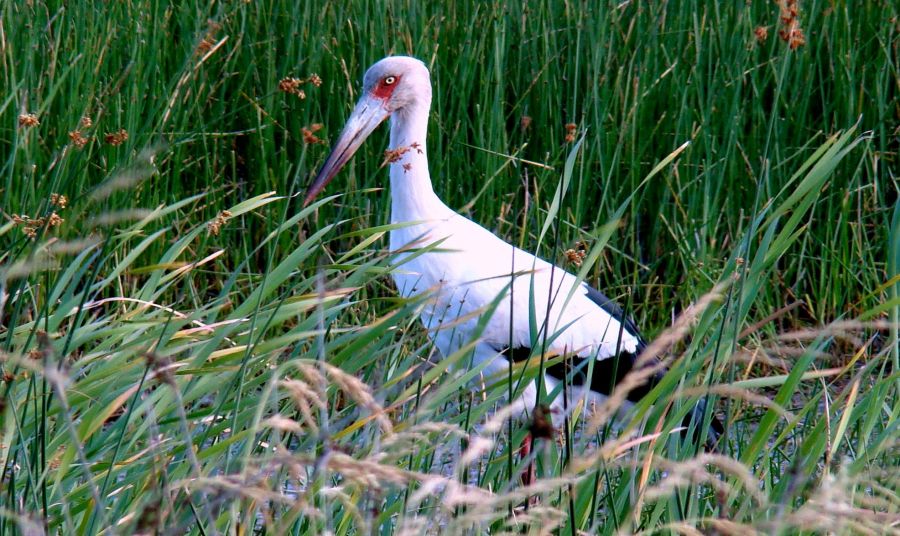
[305,56,647,418]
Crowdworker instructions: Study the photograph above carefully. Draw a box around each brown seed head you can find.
[196,36,216,56]
[520,115,532,131]
[47,212,64,227]
[383,148,405,165]
[788,27,806,49]
[565,242,587,266]
[49,193,68,209]
[80,116,93,129]
[565,248,586,267]
[278,77,306,98]
[68,130,89,149]
[207,210,232,236]
[18,113,39,128]
[777,0,806,49]
[382,142,422,166]
[307,73,323,87]
[104,129,128,146]
[10,213,61,238]
[302,123,324,144]
[754,26,769,43]
[565,122,577,143]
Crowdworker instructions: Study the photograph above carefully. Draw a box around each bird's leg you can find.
[518,432,535,487]
[520,404,553,490]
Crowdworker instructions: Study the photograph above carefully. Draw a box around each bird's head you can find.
[303,56,431,206]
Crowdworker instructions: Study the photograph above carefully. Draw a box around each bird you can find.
[304,56,719,443]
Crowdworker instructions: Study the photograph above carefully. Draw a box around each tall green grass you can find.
[1,1,897,534]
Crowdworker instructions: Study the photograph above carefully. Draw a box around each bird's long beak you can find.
[303,94,390,207]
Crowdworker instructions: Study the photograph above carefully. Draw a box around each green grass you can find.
[1,1,898,534]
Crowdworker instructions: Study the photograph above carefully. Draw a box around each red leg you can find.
[518,432,535,487]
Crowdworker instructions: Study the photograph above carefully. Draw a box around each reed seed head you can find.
[69,130,89,148]
[302,123,324,144]
[104,129,129,146]
[207,210,232,236]
[18,113,39,128]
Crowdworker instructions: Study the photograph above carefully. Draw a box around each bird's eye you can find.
[384,76,397,85]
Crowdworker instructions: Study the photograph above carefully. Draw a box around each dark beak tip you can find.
[302,171,331,208]
[302,189,319,209]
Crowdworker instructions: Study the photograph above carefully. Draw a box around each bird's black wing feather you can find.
[499,283,662,404]
[497,284,724,449]
[581,284,645,348]
[495,283,724,449]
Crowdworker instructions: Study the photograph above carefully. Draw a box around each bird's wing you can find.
[394,214,660,401]
[495,245,643,356]
[429,219,720,442]
[490,276,657,401]
[434,216,645,355]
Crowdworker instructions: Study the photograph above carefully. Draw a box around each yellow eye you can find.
[384,76,397,85]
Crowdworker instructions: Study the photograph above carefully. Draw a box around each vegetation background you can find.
[1,0,897,534]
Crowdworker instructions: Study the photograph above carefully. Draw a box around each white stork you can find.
[304,56,716,438]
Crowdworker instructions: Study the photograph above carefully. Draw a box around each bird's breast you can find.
[389,224,464,298]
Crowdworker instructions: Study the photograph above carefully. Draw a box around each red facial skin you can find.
[371,75,401,100]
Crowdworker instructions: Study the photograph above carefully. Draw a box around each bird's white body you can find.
[307,56,644,417]
[388,208,639,414]
[378,62,640,415]
[386,150,639,361]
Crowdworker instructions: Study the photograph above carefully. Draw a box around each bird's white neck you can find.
[388,104,451,223]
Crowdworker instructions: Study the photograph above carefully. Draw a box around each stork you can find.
[304,56,718,443]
